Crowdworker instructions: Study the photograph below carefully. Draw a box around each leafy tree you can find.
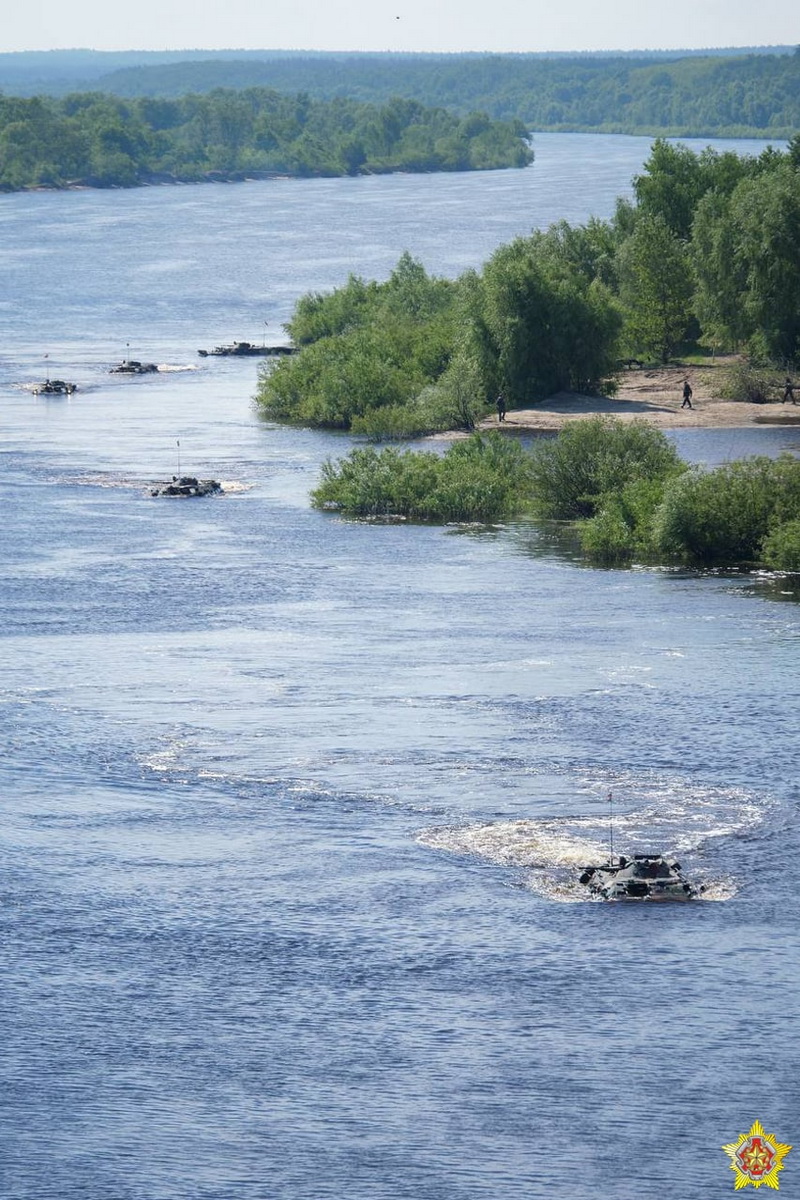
[633,139,707,240]
[690,190,751,350]
[547,217,621,291]
[288,275,376,346]
[477,232,621,404]
[617,212,694,361]
[633,140,755,240]
[727,164,800,362]
[257,256,460,431]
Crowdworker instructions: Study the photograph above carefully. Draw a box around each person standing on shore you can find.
[681,379,693,409]
[496,391,507,422]
[783,378,796,405]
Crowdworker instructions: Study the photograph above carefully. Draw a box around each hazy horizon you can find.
[3,0,798,56]
[2,43,795,56]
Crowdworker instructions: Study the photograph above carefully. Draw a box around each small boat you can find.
[197,341,295,357]
[33,379,77,395]
[110,360,159,374]
[579,853,702,901]
[150,475,222,498]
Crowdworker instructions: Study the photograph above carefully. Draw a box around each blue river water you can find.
[1,133,799,1199]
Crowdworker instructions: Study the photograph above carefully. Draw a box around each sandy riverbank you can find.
[477,364,800,433]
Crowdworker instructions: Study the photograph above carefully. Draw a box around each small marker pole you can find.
[608,790,614,864]
[177,438,181,476]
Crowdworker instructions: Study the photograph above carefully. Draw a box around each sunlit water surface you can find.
[1,133,798,1200]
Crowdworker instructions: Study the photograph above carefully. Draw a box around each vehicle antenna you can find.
[44,353,49,383]
[608,790,614,864]
[177,438,181,476]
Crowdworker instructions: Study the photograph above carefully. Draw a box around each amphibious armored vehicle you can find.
[579,853,702,901]
[110,360,159,374]
[150,476,222,498]
[197,341,295,357]
[33,379,77,395]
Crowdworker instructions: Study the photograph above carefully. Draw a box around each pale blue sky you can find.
[4,0,797,53]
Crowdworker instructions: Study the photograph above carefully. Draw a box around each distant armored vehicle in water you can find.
[197,341,295,357]
[111,359,159,374]
[33,379,77,394]
[150,476,223,498]
[579,853,702,901]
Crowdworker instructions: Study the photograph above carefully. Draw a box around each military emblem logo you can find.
[722,1120,792,1190]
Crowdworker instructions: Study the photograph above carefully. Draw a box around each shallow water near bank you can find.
[1,133,798,1200]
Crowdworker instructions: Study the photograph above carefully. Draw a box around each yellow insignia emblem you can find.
[722,1120,792,1189]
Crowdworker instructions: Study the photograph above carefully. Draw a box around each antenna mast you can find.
[608,790,614,864]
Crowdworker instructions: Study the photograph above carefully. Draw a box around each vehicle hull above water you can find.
[110,360,159,374]
[32,379,77,395]
[149,476,222,498]
[197,341,295,357]
[579,854,702,901]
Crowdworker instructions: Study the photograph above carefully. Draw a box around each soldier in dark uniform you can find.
[496,392,507,422]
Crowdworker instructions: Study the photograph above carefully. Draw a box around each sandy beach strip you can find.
[477,366,800,434]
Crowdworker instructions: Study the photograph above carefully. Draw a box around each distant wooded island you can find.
[1,47,798,137]
[0,91,532,190]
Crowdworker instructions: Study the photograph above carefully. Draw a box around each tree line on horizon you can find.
[256,136,800,437]
[24,48,800,139]
[0,89,532,190]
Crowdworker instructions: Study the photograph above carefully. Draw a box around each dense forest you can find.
[19,48,799,138]
[256,136,800,437]
[0,90,532,190]
[1,49,797,136]
[0,47,792,93]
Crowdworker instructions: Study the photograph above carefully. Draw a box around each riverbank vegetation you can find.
[312,432,533,523]
[313,419,800,570]
[258,243,622,436]
[258,135,800,435]
[14,48,798,140]
[0,90,532,190]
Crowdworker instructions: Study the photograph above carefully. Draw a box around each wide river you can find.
[1,133,798,1200]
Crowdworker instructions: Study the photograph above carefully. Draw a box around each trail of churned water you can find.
[1,135,799,1199]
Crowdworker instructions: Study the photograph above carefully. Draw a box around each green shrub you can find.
[256,255,460,431]
[718,362,775,403]
[580,475,670,561]
[529,417,684,518]
[762,519,800,571]
[580,497,638,560]
[652,455,800,562]
[312,421,800,567]
[311,432,531,522]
